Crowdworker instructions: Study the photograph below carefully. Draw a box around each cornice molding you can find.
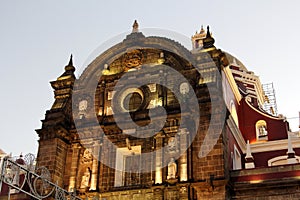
[251,137,300,153]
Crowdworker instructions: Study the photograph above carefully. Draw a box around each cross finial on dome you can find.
[132,20,139,33]
[198,25,205,34]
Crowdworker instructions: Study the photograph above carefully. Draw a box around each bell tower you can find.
[191,25,206,49]
[36,55,76,187]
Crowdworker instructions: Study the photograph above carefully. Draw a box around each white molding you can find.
[268,155,300,166]
[251,137,300,153]
[233,144,242,170]
[223,66,242,104]
[227,115,246,153]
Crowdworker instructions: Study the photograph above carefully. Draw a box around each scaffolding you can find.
[262,83,278,116]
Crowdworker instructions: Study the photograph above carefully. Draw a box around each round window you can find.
[123,92,143,111]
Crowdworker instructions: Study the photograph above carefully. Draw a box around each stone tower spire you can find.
[50,54,76,102]
[64,54,75,74]
[68,54,73,67]
[36,54,77,187]
[203,26,215,49]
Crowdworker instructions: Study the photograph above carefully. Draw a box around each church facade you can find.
[3,21,300,200]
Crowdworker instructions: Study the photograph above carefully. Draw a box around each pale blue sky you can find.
[0,1,299,155]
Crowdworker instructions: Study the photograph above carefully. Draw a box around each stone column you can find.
[179,128,188,181]
[155,133,164,184]
[68,143,81,191]
[90,141,100,191]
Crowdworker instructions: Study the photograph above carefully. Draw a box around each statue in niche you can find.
[82,149,93,164]
[80,167,92,189]
[167,137,177,153]
[167,158,177,180]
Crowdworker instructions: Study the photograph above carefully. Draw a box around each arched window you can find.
[256,120,268,141]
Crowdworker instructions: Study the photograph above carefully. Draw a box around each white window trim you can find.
[268,155,300,166]
[114,146,141,187]
[230,100,239,127]
[233,144,242,170]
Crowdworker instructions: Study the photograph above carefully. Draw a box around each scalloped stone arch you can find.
[77,33,195,89]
